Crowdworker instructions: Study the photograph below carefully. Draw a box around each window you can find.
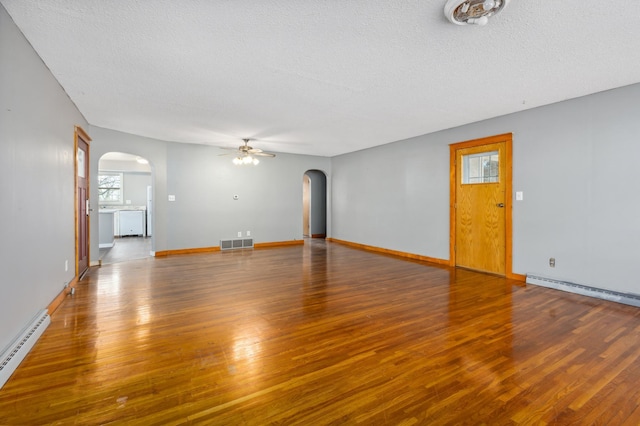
[462,151,499,184]
[98,172,123,204]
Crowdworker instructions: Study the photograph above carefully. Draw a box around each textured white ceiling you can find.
[3,1,640,156]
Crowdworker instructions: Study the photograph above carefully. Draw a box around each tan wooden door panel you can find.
[455,143,506,274]
[450,134,512,277]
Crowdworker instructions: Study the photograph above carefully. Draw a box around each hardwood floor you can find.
[2,239,640,425]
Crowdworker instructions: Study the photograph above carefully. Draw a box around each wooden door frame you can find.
[449,133,514,278]
[74,125,91,278]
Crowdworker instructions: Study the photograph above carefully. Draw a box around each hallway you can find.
[98,236,152,264]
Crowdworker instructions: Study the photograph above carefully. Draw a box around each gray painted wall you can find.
[90,127,169,255]
[90,127,332,255]
[332,83,640,295]
[0,5,89,353]
[164,142,332,249]
[121,173,152,207]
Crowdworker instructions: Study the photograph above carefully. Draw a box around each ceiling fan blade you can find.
[213,138,276,160]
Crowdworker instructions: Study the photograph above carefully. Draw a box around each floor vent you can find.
[0,309,50,389]
[220,238,254,251]
[526,275,640,308]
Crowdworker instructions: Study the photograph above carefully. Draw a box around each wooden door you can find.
[450,134,512,276]
[75,127,91,278]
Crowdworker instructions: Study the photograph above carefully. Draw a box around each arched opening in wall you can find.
[303,170,327,239]
[98,152,153,264]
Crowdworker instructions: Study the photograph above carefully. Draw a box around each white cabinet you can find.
[119,210,145,236]
[99,210,116,248]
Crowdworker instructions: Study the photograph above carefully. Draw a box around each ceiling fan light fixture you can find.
[232,154,260,166]
[444,0,509,26]
[223,138,275,165]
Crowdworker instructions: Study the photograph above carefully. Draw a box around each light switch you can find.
[168,195,176,201]
[516,191,523,201]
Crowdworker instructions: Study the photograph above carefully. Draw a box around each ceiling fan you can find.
[219,139,276,165]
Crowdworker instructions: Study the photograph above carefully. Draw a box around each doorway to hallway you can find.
[98,152,153,264]
[302,170,327,238]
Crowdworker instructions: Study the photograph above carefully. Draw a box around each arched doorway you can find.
[303,170,327,238]
[98,152,153,264]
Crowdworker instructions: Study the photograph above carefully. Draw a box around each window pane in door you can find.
[462,151,499,184]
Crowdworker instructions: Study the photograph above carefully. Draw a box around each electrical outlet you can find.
[549,257,555,267]
[247,231,251,237]
[237,231,242,238]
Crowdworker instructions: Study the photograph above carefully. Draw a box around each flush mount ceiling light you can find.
[444,0,510,26]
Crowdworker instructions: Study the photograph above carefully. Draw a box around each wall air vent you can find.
[444,0,510,26]
[220,238,254,251]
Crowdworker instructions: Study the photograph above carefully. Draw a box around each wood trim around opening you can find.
[75,125,91,143]
[449,133,515,278]
[74,125,91,279]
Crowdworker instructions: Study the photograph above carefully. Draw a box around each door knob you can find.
[496,203,505,208]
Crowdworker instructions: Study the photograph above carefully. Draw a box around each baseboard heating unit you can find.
[0,309,50,389]
[526,275,640,308]
[220,238,254,250]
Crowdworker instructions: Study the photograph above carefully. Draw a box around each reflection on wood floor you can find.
[2,239,640,424]
[99,236,152,264]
